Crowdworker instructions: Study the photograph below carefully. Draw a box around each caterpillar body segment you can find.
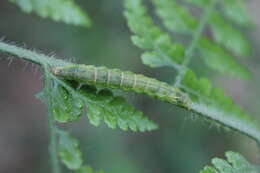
[53,65,191,108]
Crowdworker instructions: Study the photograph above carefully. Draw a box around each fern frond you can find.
[48,78,158,132]
[8,0,91,27]
[151,0,250,78]
[123,0,259,141]
[200,151,260,173]
[124,0,185,69]
[57,130,83,170]
[152,0,198,34]
[186,0,251,57]
[0,41,158,133]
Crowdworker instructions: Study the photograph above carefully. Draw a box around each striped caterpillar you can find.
[53,65,192,109]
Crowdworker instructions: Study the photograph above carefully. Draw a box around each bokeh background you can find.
[0,1,260,173]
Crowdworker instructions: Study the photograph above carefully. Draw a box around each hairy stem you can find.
[174,0,218,87]
[191,103,260,145]
[0,41,69,68]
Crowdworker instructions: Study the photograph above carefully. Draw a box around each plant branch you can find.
[174,0,218,87]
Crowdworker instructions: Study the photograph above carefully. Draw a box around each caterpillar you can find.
[53,64,192,109]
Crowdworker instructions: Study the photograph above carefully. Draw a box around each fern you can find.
[8,0,91,27]
[124,0,185,68]
[200,151,260,173]
[0,0,260,173]
[0,37,259,172]
[123,0,260,141]
[46,78,158,132]
[151,0,250,77]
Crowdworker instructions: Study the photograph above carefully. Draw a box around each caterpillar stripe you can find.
[53,65,191,108]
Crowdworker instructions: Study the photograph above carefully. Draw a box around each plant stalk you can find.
[48,113,61,173]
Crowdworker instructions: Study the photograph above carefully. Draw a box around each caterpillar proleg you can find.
[53,64,191,109]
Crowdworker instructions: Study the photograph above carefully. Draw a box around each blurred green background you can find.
[0,1,260,173]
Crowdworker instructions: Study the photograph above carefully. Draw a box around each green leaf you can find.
[209,13,251,57]
[9,0,91,27]
[77,165,104,173]
[221,0,253,26]
[57,130,83,170]
[50,83,83,123]
[198,37,250,79]
[141,51,170,68]
[79,85,158,132]
[124,0,185,68]
[181,69,257,129]
[200,151,260,173]
[141,43,184,68]
[152,0,198,34]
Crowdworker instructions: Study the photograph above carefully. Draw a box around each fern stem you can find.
[45,73,62,173]
[0,40,70,67]
[191,103,260,144]
[48,113,61,173]
[174,0,218,87]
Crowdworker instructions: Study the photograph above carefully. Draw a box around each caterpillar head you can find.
[52,65,83,79]
[178,93,192,110]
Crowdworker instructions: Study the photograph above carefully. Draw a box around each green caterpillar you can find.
[53,65,192,109]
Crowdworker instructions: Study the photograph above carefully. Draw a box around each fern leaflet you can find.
[200,151,260,173]
[8,0,91,27]
[79,84,158,132]
[57,130,83,170]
